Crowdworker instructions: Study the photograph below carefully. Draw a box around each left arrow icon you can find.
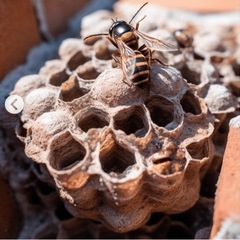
[11,99,18,110]
[5,95,24,114]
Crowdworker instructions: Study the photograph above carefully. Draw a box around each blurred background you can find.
[0,0,239,81]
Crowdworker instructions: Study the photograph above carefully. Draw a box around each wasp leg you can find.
[149,50,169,66]
[112,53,132,87]
[148,50,153,67]
[112,53,121,66]
[123,80,132,87]
[152,58,169,66]
[135,15,146,30]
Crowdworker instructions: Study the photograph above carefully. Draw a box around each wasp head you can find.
[109,20,132,38]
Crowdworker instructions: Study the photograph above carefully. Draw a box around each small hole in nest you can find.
[100,137,136,177]
[113,106,149,137]
[49,133,86,171]
[94,41,113,60]
[49,71,69,86]
[145,96,175,129]
[76,62,101,80]
[77,108,109,132]
[152,157,171,165]
[180,64,201,85]
[180,90,201,115]
[67,51,91,72]
[60,76,86,102]
[186,139,209,160]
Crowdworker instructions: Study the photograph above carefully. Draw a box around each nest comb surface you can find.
[12,15,216,233]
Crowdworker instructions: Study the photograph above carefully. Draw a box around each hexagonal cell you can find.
[113,105,149,137]
[145,96,175,129]
[76,108,110,132]
[66,51,91,72]
[25,111,74,153]
[180,90,202,115]
[76,61,101,80]
[99,136,136,177]
[94,39,113,60]
[60,75,87,102]
[49,71,69,87]
[186,139,210,160]
[49,132,87,171]
[180,64,201,85]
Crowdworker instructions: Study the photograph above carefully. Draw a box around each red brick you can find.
[0,174,22,238]
[119,0,240,12]
[38,0,89,37]
[0,0,41,80]
[211,117,240,237]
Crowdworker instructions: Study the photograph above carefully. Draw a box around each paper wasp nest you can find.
[4,1,238,237]
[13,33,214,232]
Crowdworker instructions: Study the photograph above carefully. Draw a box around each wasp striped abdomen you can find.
[126,51,150,86]
[138,44,150,58]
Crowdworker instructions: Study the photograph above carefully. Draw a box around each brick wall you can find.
[120,0,240,12]
[0,0,89,81]
[0,173,22,238]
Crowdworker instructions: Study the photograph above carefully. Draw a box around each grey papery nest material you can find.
[11,4,238,236]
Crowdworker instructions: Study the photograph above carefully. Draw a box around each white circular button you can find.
[5,95,24,114]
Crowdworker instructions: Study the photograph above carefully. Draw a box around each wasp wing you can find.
[135,29,178,52]
[115,38,137,82]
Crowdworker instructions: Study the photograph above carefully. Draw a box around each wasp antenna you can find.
[129,2,148,24]
[83,33,108,41]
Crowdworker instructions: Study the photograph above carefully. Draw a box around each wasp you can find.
[112,40,150,87]
[173,29,193,49]
[84,2,177,87]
